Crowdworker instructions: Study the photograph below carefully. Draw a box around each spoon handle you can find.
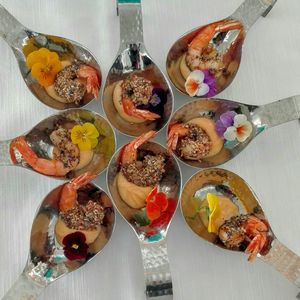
[2,272,45,300]
[139,239,173,299]
[261,239,300,288]
[0,140,14,166]
[0,4,26,45]
[117,0,144,50]
[252,95,300,129]
[230,0,277,32]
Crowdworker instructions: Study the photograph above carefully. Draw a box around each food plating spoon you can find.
[181,168,300,297]
[102,0,173,137]
[0,109,116,179]
[167,95,300,168]
[1,173,115,299]
[0,4,101,109]
[166,0,277,98]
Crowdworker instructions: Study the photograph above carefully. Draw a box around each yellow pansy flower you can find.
[207,193,221,233]
[26,48,62,87]
[71,123,100,151]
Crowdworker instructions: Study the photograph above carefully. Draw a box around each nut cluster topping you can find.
[121,75,153,106]
[121,154,165,187]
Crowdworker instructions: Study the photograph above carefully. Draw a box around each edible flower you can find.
[207,193,221,233]
[62,232,88,261]
[71,122,99,151]
[145,186,176,228]
[216,112,253,142]
[185,70,216,97]
[26,48,62,87]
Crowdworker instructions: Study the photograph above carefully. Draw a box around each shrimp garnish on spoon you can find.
[167,123,189,153]
[59,171,97,212]
[76,65,100,98]
[120,130,157,165]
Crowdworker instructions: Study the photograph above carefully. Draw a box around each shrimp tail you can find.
[77,65,100,98]
[59,172,96,212]
[122,97,160,121]
[120,130,157,165]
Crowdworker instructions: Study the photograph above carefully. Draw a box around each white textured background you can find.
[0,0,300,299]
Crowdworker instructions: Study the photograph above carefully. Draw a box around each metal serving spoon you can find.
[180,168,300,297]
[0,109,116,179]
[0,4,101,110]
[1,176,115,300]
[107,138,181,298]
[102,0,173,137]
[166,0,277,97]
[167,95,300,168]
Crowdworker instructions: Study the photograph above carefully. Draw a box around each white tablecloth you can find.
[1,0,300,299]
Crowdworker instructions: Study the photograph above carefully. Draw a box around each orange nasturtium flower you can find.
[71,122,100,151]
[26,48,62,87]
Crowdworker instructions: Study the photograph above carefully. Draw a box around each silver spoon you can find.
[166,0,277,98]
[181,168,300,297]
[167,95,300,168]
[107,132,182,298]
[102,0,173,137]
[1,173,115,299]
[0,109,116,179]
[0,4,102,110]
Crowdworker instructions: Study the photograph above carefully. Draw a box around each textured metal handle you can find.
[261,239,300,288]
[117,0,144,49]
[252,95,300,129]
[139,239,173,299]
[0,4,26,45]
[231,0,277,31]
[2,272,45,300]
[0,140,14,166]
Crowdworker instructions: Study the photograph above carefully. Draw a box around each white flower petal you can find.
[224,126,237,141]
[185,70,206,97]
[233,114,247,127]
[188,70,205,82]
[236,121,253,142]
[196,83,210,96]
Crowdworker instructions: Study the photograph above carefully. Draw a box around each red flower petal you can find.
[166,198,177,214]
[154,192,168,211]
[146,201,161,221]
[146,186,158,203]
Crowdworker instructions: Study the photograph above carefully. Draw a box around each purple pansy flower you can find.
[202,70,217,97]
[215,111,237,137]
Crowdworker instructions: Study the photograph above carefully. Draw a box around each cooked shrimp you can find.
[76,65,100,98]
[186,19,244,71]
[59,172,97,212]
[11,136,72,176]
[167,122,212,160]
[122,97,160,121]
[50,127,80,171]
[218,214,270,261]
[120,130,157,165]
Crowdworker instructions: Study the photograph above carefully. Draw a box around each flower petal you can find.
[154,192,168,211]
[71,125,84,144]
[224,126,237,141]
[215,120,227,137]
[196,82,210,96]
[233,114,247,127]
[78,139,92,151]
[220,111,237,127]
[82,123,99,139]
[185,70,205,97]
[146,202,161,221]
[207,193,220,233]
[236,121,253,142]
[89,138,98,149]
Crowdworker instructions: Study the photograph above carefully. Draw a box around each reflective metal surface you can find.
[102,0,173,137]
[0,4,102,110]
[0,109,116,180]
[166,0,277,97]
[107,140,181,298]
[168,95,300,168]
[181,168,300,293]
[2,181,115,299]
